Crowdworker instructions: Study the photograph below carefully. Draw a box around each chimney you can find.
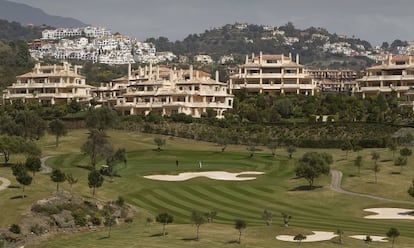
[149,63,153,80]
[289,53,292,60]
[189,65,193,80]
[296,53,300,64]
[252,53,255,62]
[245,54,249,64]
[259,51,263,64]
[169,68,174,81]
[156,65,160,80]
[196,70,199,79]
[179,69,183,79]
[138,66,142,78]
[281,54,284,63]
[128,63,131,80]
[215,70,219,82]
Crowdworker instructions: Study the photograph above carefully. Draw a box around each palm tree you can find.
[235,219,246,244]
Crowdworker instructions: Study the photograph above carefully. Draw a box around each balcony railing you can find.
[116,101,231,109]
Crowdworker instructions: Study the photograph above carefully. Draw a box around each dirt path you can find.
[41,156,53,174]
[0,176,11,191]
[330,169,414,205]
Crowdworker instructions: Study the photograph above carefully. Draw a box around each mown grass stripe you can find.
[180,186,263,218]
[130,195,189,221]
[157,187,260,220]
[165,186,263,221]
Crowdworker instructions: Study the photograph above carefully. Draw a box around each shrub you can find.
[30,224,45,235]
[125,217,133,223]
[120,209,128,218]
[31,204,60,215]
[91,214,102,225]
[72,209,87,226]
[9,224,20,234]
[116,196,125,207]
[171,113,193,123]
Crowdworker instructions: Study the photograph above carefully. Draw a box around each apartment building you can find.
[230,52,317,95]
[114,65,233,118]
[356,55,414,99]
[3,63,94,106]
[308,69,358,92]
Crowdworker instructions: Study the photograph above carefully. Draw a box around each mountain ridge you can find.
[0,0,86,28]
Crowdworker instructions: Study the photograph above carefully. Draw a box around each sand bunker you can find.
[364,208,414,220]
[276,231,338,242]
[0,177,11,191]
[349,235,388,242]
[144,171,264,181]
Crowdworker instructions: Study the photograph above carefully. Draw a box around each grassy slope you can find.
[0,129,414,247]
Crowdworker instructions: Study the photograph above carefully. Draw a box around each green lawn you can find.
[1,129,414,247]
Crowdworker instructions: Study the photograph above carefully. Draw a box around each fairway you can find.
[1,129,414,247]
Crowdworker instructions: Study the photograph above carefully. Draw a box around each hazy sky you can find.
[8,0,414,45]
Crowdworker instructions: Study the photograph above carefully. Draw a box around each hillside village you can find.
[29,26,174,64]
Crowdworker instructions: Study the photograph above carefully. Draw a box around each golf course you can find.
[1,129,414,247]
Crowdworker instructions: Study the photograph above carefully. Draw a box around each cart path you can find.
[330,169,414,205]
[0,176,11,191]
[41,156,53,174]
